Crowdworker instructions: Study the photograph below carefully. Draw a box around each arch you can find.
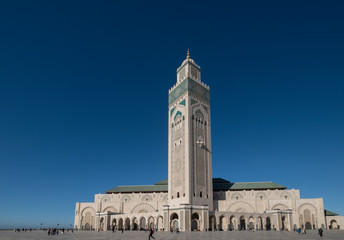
[219,215,228,231]
[228,201,255,213]
[101,196,111,203]
[118,218,123,230]
[298,203,317,214]
[239,215,246,230]
[257,216,263,230]
[248,216,255,230]
[99,217,105,231]
[229,215,236,231]
[157,215,163,230]
[81,207,96,230]
[120,194,131,202]
[81,206,96,216]
[280,191,292,200]
[85,223,90,230]
[141,194,153,202]
[170,212,179,220]
[174,111,183,121]
[124,218,130,230]
[102,206,118,213]
[255,192,268,200]
[132,217,138,230]
[191,213,200,231]
[131,203,155,213]
[147,216,155,229]
[112,219,117,228]
[140,217,146,230]
[209,215,216,231]
[170,213,179,231]
[271,203,289,210]
[266,217,271,230]
[330,219,338,230]
[230,193,243,201]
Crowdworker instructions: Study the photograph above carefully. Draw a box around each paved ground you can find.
[1,230,343,240]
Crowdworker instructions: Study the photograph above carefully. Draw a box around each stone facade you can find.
[74,51,343,231]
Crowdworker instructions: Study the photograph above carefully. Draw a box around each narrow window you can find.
[200,191,203,198]
[177,192,180,198]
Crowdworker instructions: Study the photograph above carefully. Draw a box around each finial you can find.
[187,49,190,59]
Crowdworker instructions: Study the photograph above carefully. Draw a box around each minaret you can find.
[165,51,213,231]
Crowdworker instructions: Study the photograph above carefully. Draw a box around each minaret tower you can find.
[164,50,213,231]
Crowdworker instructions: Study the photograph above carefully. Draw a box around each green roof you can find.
[154,180,168,185]
[325,210,338,216]
[106,178,286,193]
[106,185,168,193]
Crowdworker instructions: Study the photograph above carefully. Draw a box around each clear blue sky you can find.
[0,0,343,229]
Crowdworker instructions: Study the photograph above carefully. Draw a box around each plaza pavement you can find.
[1,230,344,240]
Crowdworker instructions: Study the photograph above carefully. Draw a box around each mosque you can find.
[74,51,343,231]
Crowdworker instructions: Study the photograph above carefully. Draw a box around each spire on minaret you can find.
[187,49,190,59]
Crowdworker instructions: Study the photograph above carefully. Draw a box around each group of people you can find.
[47,228,73,235]
[14,228,34,232]
[295,227,323,237]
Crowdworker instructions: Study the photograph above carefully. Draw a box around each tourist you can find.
[318,228,323,237]
[148,227,155,240]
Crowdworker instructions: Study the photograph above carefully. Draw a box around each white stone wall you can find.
[326,216,344,230]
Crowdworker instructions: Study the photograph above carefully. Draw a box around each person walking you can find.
[318,228,323,237]
[149,227,155,240]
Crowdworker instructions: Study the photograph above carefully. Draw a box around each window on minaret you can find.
[200,191,203,198]
[177,192,180,198]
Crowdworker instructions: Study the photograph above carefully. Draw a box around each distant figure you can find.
[149,228,155,240]
[121,228,124,234]
[318,228,323,237]
[48,229,51,235]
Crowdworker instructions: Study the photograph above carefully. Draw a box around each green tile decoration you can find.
[174,111,182,121]
[169,78,210,106]
[170,107,176,116]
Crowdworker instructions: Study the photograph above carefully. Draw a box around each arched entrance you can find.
[330,220,338,230]
[248,216,254,230]
[140,217,146,230]
[209,215,216,231]
[281,216,286,230]
[257,217,263,230]
[191,213,200,231]
[99,217,104,231]
[305,222,312,230]
[118,218,123,230]
[219,215,228,231]
[112,219,117,230]
[125,218,130,230]
[132,218,138,230]
[239,216,246,230]
[157,216,163,230]
[148,217,155,229]
[170,213,179,231]
[229,216,235,231]
[266,217,271,230]
[85,223,90,230]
